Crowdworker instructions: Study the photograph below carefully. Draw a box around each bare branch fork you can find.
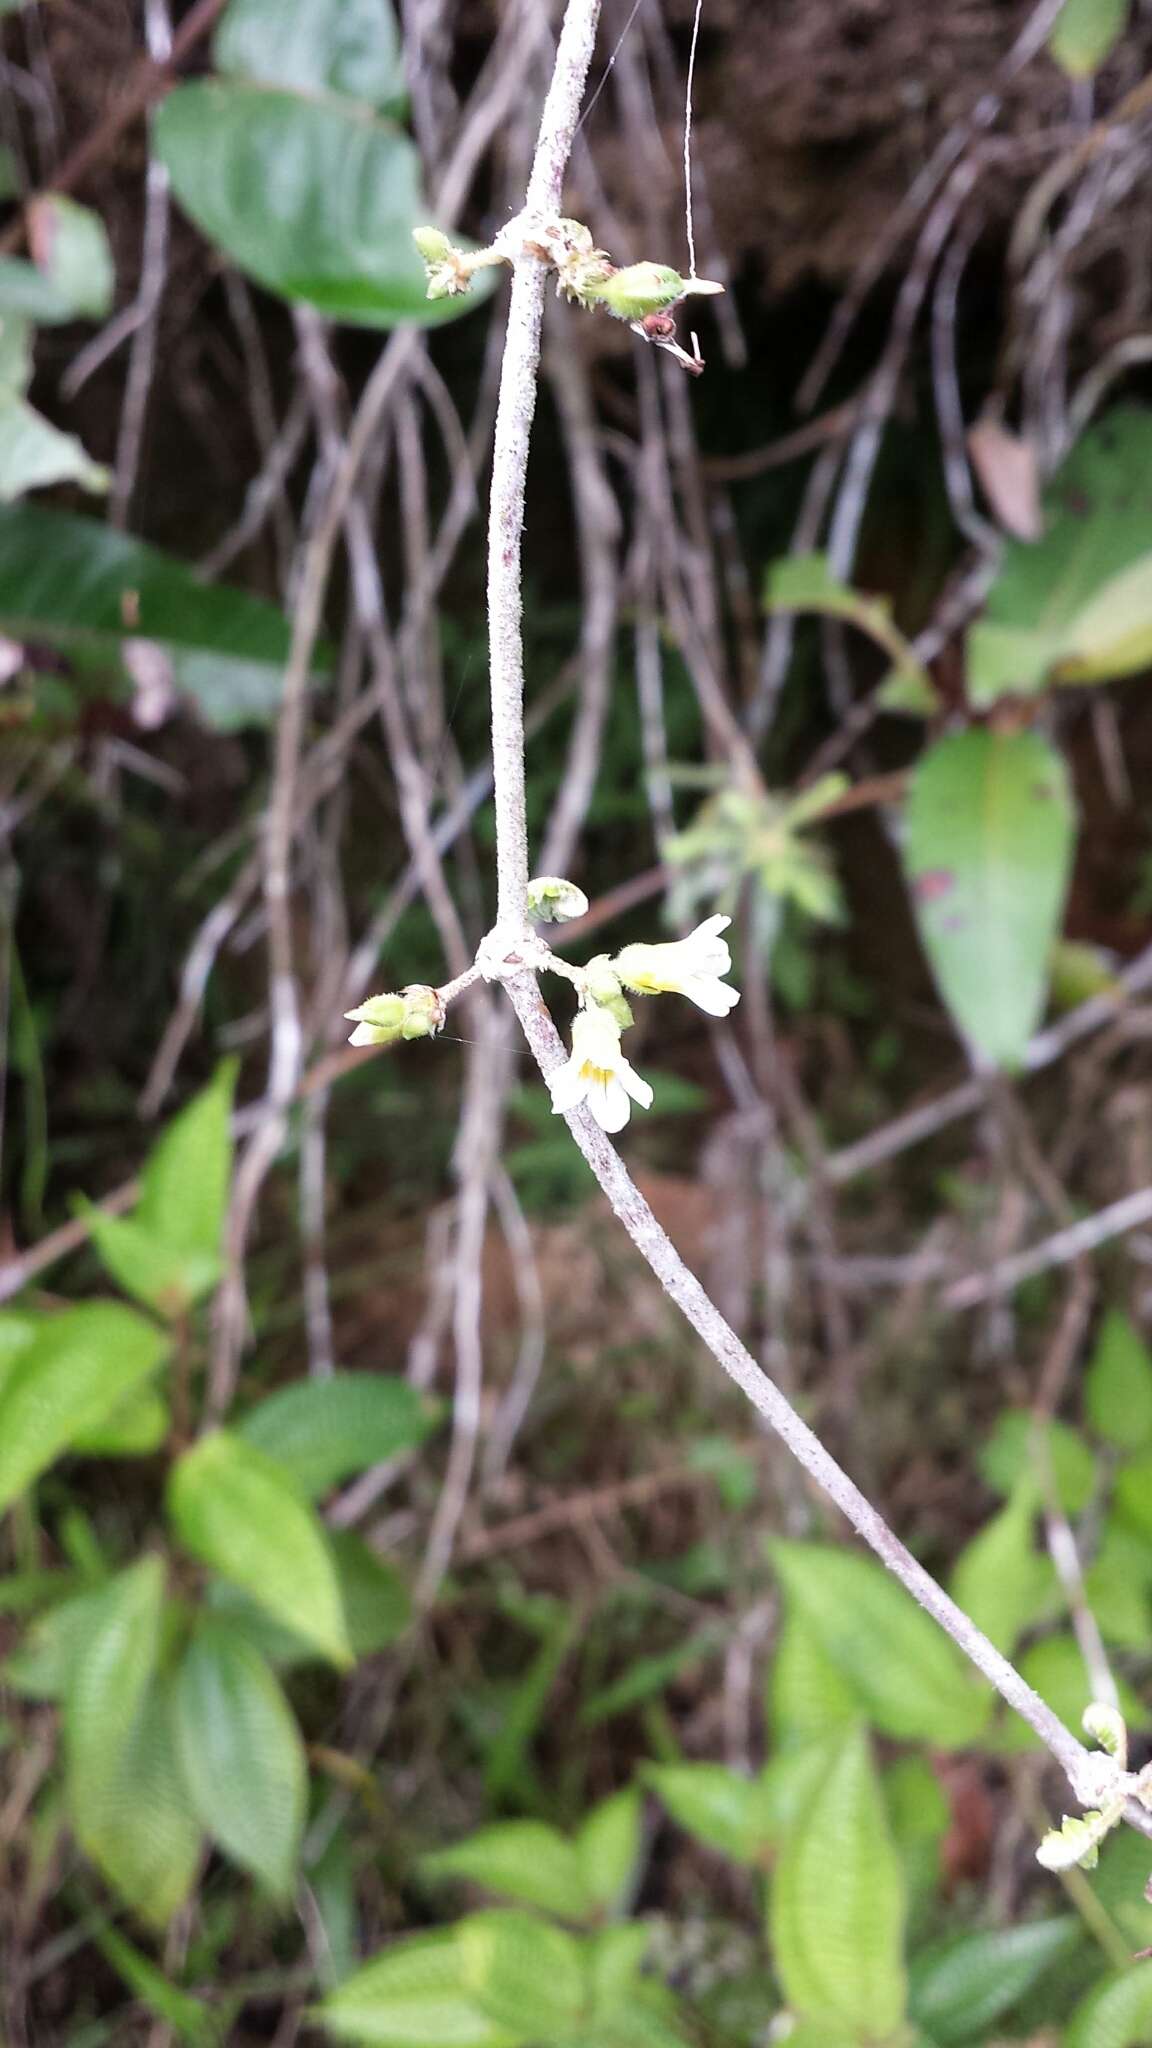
[470,0,1152,1842]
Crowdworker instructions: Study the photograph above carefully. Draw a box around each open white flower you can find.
[547,1003,653,1134]
[614,914,740,1017]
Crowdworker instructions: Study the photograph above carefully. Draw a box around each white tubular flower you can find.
[614,914,740,1017]
[547,1003,653,1135]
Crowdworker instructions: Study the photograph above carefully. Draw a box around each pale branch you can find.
[478,0,1152,1840]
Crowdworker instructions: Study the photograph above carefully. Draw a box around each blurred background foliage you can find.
[5,0,1152,2041]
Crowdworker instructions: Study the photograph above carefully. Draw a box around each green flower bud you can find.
[590,263,723,322]
[527,875,590,923]
[412,226,453,264]
[400,984,446,1041]
[583,954,634,1031]
[345,993,405,1047]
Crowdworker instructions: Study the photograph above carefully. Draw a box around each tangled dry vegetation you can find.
[6,0,1152,2037]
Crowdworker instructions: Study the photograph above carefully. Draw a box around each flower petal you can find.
[619,1059,654,1109]
[548,1060,588,1114]
[588,1074,631,1133]
[682,974,740,1017]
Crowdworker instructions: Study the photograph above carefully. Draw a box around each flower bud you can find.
[591,263,723,322]
[344,993,406,1047]
[582,955,634,1031]
[399,984,446,1040]
[412,226,453,264]
[527,875,590,924]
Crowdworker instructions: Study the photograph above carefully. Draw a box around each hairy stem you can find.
[483,0,1152,1840]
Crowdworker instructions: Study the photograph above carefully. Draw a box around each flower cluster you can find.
[411,217,723,376]
[547,914,739,1134]
[343,896,740,1141]
[344,985,445,1047]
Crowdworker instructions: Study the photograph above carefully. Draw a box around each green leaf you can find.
[318,1930,522,2047]
[948,1479,1054,1656]
[909,1917,1080,2044]
[760,1738,843,1844]
[1114,1451,1152,1539]
[585,1925,651,2016]
[28,196,115,318]
[979,1409,1097,1513]
[79,1201,213,1320]
[771,1542,990,1745]
[972,409,1152,700]
[0,1303,169,1511]
[64,1557,162,1803]
[769,1727,907,2038]
[167,1431,351,1667]
[1056,551,1152,684]
[237,1371,437,1498]
[0,256,84,322]
[764,553,929,696]
[91,1919,220,2046]
[80,1674,202,1926]
[580,1628,723,1727]
[645,1763,775,1865]
[139,1060,237,1273]
[460,1912,586,2039]
[422,1821,593,1922]
[5,1579,109,1698]
[215,0,406,112]
[1065,1961,1152,2048]
[1050,0,1130,77]
[0,501,303,730]
[574,1788,642,1911]
[155,83,489,331]
[905,728,1074,1068]
[172,1616,306,1898]
[63,1560,201,1924]
[1086,1311,1152,1452]
[769,1611,859,1748]
[0,399,108,500]
[0,1308,36,1394]
[328,1529,411,1655]
[71,1380,170,1457]
[1084,1522,1152,1649]
[996,1633,1149,1753]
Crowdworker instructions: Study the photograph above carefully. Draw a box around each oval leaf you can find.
[645,1763,774,1865]
[459,1912,586,2037]
[173,1617,306,1897]
[769,1727,907,2038]
[909,1917,1080,2045]
[1066,1960,1152,2048]
[771,1542,990,1746]
[167,1430,351,1667]
[139,1060,237,1269]
[905,728,1074,1068]
[75,1675,203,1927]
[215,0,405,111]
[237,1370,437,1498]
[155,82,484,330]
[1086,1311,1152,1453]
[78,1201,211,1321]
[63,1560,201,1925]
[0,1303,169,1511]
[575,1788,642,1912]
[1050,0,1130,76]
[948,1481,1054,1657]
[973,409,1152,701]
[319,1929,520,2048]
[0,501,303,729]
[422,1820,592,1922]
